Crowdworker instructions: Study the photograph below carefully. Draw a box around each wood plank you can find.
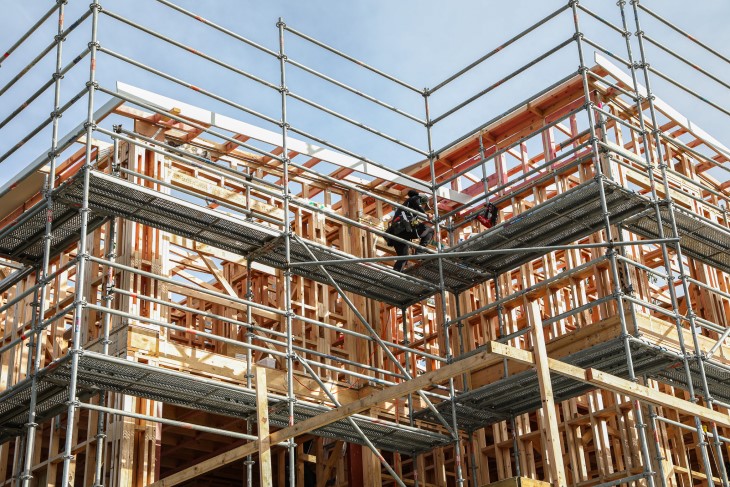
[200,254,238,298]
[256,367,273,487]
[171,169,284,220]
[527,301,566,486]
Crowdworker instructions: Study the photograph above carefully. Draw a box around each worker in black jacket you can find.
[388,190,434,272]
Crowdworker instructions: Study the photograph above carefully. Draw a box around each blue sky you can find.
[0,0,728,188]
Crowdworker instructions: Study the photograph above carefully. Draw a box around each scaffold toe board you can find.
[48,170,439,307]
[0,351,451,452]
[0,199,107,264]
[623,204,730,275]
[420,179,653,286]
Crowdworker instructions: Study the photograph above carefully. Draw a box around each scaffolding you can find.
[0,1,729,486]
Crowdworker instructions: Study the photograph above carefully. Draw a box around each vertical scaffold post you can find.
[61,1,100,486]
[494,275,522,478]
[21,2,67,486]
[91,134,120,487]
[245,258,255,487]
[629,1,728,484]
[570,2,656,485]
[423,90,464,486]
[277,17,296,487]
[402,307,420,487]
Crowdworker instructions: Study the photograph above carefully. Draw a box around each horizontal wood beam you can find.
[148,345,504,486]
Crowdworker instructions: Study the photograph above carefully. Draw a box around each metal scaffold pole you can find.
[61,1,100,485]
[90,136,120,487]
[402,307,420,487]
[20,3,66,485]
[423,92,465,486]
[493,275,522,479]
[245,258,255,487]
[629,1,729,483]
[570,1,656,485]
[277,17,296,487]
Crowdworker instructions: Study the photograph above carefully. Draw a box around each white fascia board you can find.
[595,53,730,162]
[116,82,471,204]
[0,96,123,199]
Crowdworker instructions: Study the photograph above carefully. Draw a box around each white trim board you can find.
[116,82,472,204]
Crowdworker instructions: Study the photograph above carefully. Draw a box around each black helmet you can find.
[407,189,419,197]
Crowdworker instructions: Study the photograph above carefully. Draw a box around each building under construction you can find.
[0,1,729,486]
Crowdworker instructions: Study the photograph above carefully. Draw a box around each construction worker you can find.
[387,190,434,272]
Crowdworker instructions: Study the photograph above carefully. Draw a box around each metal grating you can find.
[0,199,106,263]
[623,203,730,275]
[0,351,451,452]
[256,236,440,307]
[3,170,725,308]
[50,171,440,307]
[414,337,713,432]
[407,178,654,293]
[655,357,730,405]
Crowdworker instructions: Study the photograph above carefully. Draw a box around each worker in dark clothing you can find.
[387,190,434,272]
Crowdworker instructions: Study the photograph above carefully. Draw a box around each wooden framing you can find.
[0,42,728,487]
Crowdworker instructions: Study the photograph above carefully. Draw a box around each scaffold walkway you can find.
[0,350,451,452]
[1,171,726,308]
[624,203,730,275]
[416,325,730,432]
[407,178,654,290]
[0,170,440,307]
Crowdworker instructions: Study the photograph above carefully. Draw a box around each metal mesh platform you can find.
[0,351,451,452]
[623,204,730,275]
[406,178,654,293]
[415,336,730,432]
[0,170,439,307]
[0,199,107,263]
